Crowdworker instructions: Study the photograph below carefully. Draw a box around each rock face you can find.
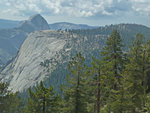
[1,30,67,92]
[1,23,150,92]
[0,14,49,64]
[0,29,105,92]
[18,14,49,33]
[0,29,27,64]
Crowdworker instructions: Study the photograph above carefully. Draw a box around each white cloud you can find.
[2,9,19,15]
[130,0,150,15]
[0,0,150,18]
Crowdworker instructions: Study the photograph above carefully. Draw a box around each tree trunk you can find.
[97,69,101,113]
[42,94,45,113]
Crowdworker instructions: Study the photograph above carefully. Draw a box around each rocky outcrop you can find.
[0,14,49,64]
[0,30,67,92]
[18,14,49,33]
[1,23,150,92]
[0,29,106,92]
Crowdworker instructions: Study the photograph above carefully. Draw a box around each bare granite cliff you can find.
[0,30,68,92]
[1,24,149,92]
[0,14,49,64]
[0,29,105,92]
[18,14,49,33]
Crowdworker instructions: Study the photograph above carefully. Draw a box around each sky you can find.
[0,0,150,27]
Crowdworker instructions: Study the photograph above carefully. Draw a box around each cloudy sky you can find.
[0,0,150,27]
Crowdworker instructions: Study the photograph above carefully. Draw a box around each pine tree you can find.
[89,57,108,113]
[145,39,150,93]
[23,81,60,113]
[141,39,150,112]
[145,93,150,112]
[62,53,89,113]
[0,82,22,113]
[100,30,125,112]
[122,33,148,112]
[92,58,101,113]
[101,29,125,87]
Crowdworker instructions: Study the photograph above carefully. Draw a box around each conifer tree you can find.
[23,81,60,113]
[100,30,125,112]
[145,93,150,112]
[141,39,150,112]
[122,34,149,112]
[101,29,125,87]
[0,82,22,113]
[89,57,107,113]
[144,40,150,93]
[62,53,89,113]
[92,58,101,113]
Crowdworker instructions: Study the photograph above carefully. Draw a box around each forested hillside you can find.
[43,24,150,92]
[1,23,150,93]
[1,30,150,112]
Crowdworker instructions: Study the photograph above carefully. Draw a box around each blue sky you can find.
[0,0,150,27]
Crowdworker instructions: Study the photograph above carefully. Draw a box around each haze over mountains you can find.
[0,14,98,65]
[0,19,19,29]
[0,14,150,92]
[49,22,97,30]
[0,14,50,65]
[0,17,97,30]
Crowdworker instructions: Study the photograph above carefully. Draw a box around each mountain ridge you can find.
[18,14,49,32]
[1,23,150,92]
[49,22,98,30]
[0,19,19,29]
[0,14,50,64]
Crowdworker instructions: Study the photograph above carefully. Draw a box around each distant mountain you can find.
[0,14,98,66]
[0,19,19,29]
[18,14,49,33]
[0,14,49,64]
[49,22,98,30]
[1,24,150,92]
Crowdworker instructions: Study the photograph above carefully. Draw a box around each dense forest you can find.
[1,30,150,113]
